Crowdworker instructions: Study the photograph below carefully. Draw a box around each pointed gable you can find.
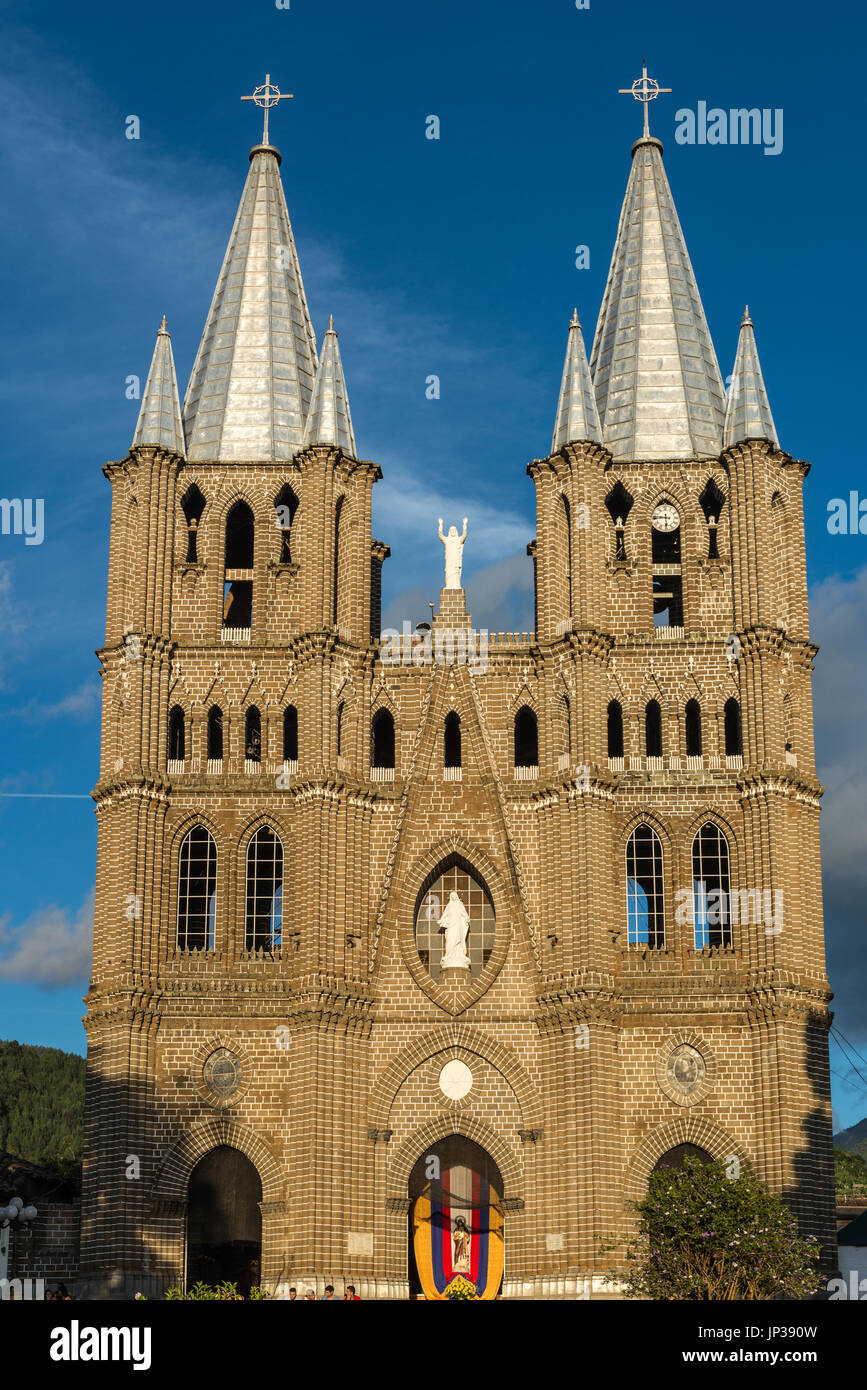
[551,310,602,451]
[590,138,726,462]
[132,318,185,456]
[183,145,318,462]
[724,307,779,448]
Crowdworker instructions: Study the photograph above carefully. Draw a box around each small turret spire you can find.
[724,307,778,448]
[304,318,357,456]
[551,308,602,451]
[132,318,185,456]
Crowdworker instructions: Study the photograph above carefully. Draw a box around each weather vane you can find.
[618,59,671,140]
[241,74,293,147]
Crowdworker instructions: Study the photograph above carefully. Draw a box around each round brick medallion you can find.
[655,1035,716,1107]
[666,1044,705,1096]
[203,1047,243,1099]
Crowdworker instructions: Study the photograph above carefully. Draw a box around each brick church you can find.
[80,74,835,1299]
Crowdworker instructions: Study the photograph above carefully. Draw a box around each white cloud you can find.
[0,889,93,988]
[1,679,101,722]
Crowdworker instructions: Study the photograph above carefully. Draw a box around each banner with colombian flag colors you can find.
[411,1162,504,1300]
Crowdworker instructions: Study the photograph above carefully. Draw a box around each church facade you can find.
[80,85,835,1299]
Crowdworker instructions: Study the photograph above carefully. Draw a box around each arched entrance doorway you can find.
[408,1135,504,1300]
[186,1146,262,1295]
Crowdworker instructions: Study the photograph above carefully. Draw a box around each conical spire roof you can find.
[551,309,602,451]
[132,317,185,456]
[304,316,357,455]
[590,138,726,462]
[724,307,778,448]
[183,145,318,462]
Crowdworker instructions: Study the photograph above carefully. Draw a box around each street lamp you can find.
[0,1196,38,1283]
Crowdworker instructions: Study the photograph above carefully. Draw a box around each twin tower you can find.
[80,100,834,1298]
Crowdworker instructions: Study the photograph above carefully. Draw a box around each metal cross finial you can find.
[241,73,293,147]
[618,59,671,140]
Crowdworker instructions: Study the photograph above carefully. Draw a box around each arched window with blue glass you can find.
[177,825,217,951]
[626,824,665,947]
[245,826,283,952]
[692,822,731,949]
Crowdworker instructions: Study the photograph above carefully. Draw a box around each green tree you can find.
[834,1146,867,1197]
[617,1156,822,1300]
[0,1039,85,1186]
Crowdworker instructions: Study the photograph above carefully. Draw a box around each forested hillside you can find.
[0,1039,85,1184]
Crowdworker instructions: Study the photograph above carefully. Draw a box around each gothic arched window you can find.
[626,824,664,947]
[207,706,223,762]
[283,705,298,763]
[444,711,461,768]
[699,478,725,560]
[557,692,571,760]
[177,825,216,951]
[514,706,538,768]
[245,707,261,765]
[332,495,344,627]
[605,480,634,561]
[245,826,283,952]
[168,705,185,762]
[651,499,683,629]
[415,859,495,980]
[223,501,254,631]
[645,699,663,758]
[607,699,624,759]
[724,697,742,757]
[274,483,299,564]
[692,822,731,949]
[336,701,345,759]
[685,699,702,757]
[371,708,395,769]
[561,494,572,614]
[181,483,205,564]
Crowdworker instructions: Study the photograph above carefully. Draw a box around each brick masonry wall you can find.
[79,433,835,1298]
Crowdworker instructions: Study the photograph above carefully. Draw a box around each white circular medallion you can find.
[438,1059,473,1100]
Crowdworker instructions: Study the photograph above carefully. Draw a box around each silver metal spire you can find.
[724,306,779,448]
[551,309,602,451]
[182,145,318,462]
[132,317,185,456]
[590,137,727,462]
[304,316,357,456]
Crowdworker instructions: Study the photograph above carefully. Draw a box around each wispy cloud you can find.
[0,889,93,988]
[1,679,101,721]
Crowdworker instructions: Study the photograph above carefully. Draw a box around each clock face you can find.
[652,502,680,533]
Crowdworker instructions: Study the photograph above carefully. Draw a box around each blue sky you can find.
[0,0,865,1130]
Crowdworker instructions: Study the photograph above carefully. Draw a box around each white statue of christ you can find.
[438,517,468,589]
[438,890,471,970]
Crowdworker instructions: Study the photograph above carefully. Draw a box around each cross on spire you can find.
[241,73,293,147]
[618,59,671,140]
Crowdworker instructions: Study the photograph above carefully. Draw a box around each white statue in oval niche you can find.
[438,889,471,969]
[438,517,468,589]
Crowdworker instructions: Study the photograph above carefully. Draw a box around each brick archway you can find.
[369,1024,543,1134]
[387,1113,524,1206]
[625,1116,750,1204]
[152,1117,285,1204]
